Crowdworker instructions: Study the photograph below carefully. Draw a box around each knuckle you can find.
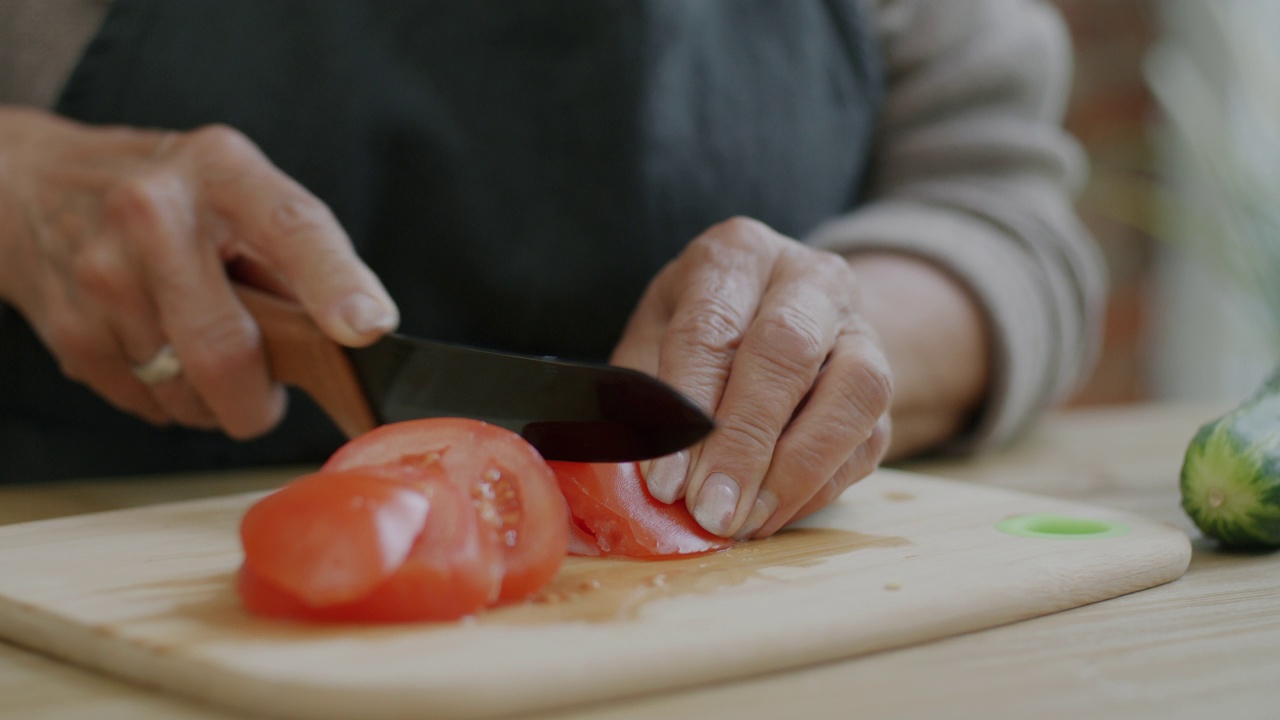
[69,240,126,299]
[264,194,335,248]
[779,433,834,487]
[811,247,853,279]
[835,457,870,493]
[838,358,893,429]
[856,360,894,414]
[810,251,858,302]
[187,124,256,159]
[866,418,892,462]
[811,478,841,507]
[715,412,777,462]
[102,174,191,264]
[713,216,774,245]
[685,232,730,267]
[848,431,884,475]
[104,175,168,229]
[667,295,745,357]
[182,312,260,378]
[756,308,828,373]
[693,216,775,259]
[188,124,269,187]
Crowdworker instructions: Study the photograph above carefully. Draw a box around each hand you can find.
[611,217,892,539]
[0,107,398,437]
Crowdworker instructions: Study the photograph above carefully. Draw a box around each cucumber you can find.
[1180,372,1280,549]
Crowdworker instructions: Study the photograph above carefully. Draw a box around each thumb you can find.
[228,253,399,349]
[194,125,398,347]
[310,263,399,348]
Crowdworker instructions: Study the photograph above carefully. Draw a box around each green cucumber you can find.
[1180,372,1280,549]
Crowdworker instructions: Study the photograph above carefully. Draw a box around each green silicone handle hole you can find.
[995,513,1130,540]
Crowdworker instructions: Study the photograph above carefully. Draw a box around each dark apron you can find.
[0,0,883,481]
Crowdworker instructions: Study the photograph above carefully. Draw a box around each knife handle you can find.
[233,284,378,439]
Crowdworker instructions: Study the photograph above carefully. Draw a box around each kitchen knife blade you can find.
[235,285,713,462]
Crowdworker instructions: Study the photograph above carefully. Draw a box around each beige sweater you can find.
[0,0,1107,453]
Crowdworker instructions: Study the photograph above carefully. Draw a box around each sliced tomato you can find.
[239,469,431,607]
[322,418,569,601]
[345,478,503,620]
[548,461,734,557]
[566,518,603,557]
[239,478,503,623]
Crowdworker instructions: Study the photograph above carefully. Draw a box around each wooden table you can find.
[1,402,1276,720]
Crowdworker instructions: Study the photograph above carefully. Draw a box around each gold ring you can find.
[132,345,182,385]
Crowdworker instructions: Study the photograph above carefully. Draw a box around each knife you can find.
[234,285,713,462]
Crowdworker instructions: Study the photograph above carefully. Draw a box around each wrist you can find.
[844,250,992,458]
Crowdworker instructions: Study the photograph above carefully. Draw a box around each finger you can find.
[684,249,853,537]
[737,323,893,538]
[775,413,892,532]
[610,264,679,486]
[74,231,217,429]
[34,290,168,425]
[187,125,399,347]
[641,219,780,504]
[105,163,286,439]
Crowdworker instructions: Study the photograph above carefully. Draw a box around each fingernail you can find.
[338,293,398,337]
[694,472,740,537]
[645,450,689,503]
[734,489,778,541]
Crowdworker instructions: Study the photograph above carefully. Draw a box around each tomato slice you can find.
[322,418,569,601]
[239,478,503,622]
[346,478,503,620]
[239,469,430,607]
[566,518,603,557]
[548,462,734,557]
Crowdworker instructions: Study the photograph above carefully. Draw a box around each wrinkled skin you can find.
[2,109,988,539]
[0,108,398,436]
[611,218,892,540]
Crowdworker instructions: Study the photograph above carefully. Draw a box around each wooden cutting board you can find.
[0,469,1190,720]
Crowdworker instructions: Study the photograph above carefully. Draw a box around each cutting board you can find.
[0,469,1190,720]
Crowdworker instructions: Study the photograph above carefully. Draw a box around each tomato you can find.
[239,469,431,607]
[566,518,603,557]
[548,462,734,557]
[322,418,569,601]
[239,478,503,622]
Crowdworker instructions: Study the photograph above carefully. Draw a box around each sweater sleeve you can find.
[0,0,106,109]
[807,0,1108,452]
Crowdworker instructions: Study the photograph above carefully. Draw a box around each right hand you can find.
[0,107,399,437]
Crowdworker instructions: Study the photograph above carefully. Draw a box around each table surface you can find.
[1,402,1276,720]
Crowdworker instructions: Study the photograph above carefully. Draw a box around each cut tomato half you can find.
[239,469,431,607]
[322,418,569,601]
[239,477,503,623]
[549,462,734,557]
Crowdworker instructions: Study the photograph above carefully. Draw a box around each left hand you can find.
[611,217,892,539]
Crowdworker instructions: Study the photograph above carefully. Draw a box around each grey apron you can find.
[0,0,883,481]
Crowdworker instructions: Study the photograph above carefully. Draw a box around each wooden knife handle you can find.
[233,284,378,439]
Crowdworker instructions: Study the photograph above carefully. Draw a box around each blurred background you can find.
[1054,0,1279,407]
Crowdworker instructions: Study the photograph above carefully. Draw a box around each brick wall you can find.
[1052,0,1160,405]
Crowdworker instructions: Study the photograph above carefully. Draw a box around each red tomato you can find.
[322,418,569,601]
[548,462,734,557]
[566,518,603,557]
[239,469,431,607]
[239,479,503,622]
